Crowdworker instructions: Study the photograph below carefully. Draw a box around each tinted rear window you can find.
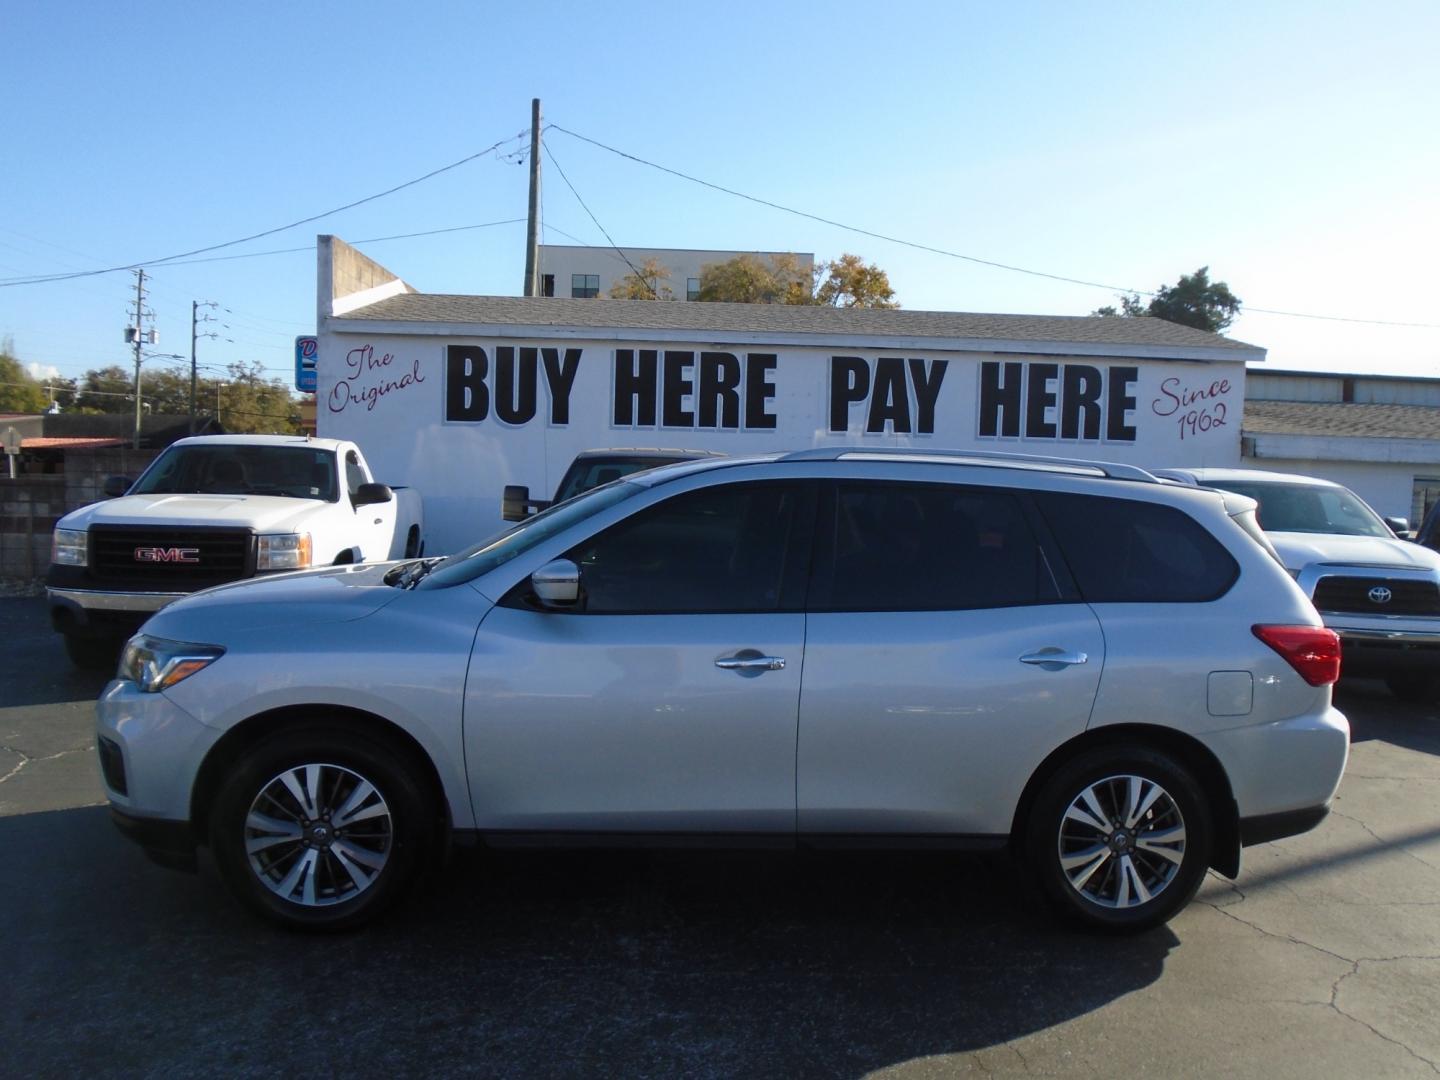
[1035,492,1238,603]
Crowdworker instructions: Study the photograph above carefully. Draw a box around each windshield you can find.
[131,445,338,500]
[553,457,692,503]
[1208,480,1392,538]
[420,480,643,590]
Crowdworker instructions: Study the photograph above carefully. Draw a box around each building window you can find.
[1411,477,1440,531]
[571,273,599,298]
[686,277,700,301]
[541,273,555,297]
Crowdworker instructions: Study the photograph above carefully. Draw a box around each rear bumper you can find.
[1238,803,1331,846]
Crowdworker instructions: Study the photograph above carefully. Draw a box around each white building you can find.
[1240,369,1440,523]
[537,245,814,301]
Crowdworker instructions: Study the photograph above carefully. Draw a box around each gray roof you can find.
[1243,401,1440,441]
[336,294,1261,355]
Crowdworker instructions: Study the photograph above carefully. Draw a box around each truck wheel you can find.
[209,726,436,931]
[63,632,121,672]
[1026,746,1211,933]
[1385,673,1440,704]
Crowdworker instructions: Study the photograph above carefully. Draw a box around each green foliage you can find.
[68,359,300,433]
[695,252,898,308]
[1093,267,1241,333]
[0,350,48,413]
[608,258,676,300]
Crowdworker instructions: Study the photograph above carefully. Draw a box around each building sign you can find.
[438,343,1155,445]
[294,336,318,393]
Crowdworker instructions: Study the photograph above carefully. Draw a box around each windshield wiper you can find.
[388,557,443,589]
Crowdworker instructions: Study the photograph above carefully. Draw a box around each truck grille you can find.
[1312,575,1440,616]
[89,525,254,590]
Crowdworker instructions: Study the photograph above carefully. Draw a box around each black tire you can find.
[63,632,122,672]
[209,725,436,931]
[1384,672,1440,704]
[1026,746,1212,933]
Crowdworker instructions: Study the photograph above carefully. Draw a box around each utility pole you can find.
[129,269,148,449]
[190,300,218,434]
[522,97,542,297]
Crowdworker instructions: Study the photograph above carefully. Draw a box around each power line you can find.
[547,124,1440,330]
[0,133,528,288]
[542,142,657,299]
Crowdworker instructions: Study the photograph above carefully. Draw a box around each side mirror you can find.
[353,482,394,507]
[102,476,131,498]
[1384,516,1411,537]
[502,484,532,522]
[532,558,579,607]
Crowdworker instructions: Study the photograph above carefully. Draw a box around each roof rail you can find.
[779,445,1159,483]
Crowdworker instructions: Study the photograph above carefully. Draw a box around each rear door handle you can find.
[716,650,786,674]
[1019,649,1089,669]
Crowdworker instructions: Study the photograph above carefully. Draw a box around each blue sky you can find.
[2,1,1437,391]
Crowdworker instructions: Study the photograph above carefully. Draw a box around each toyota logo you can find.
[1368,586,1393,604]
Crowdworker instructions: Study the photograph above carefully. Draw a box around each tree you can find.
[213,360,301,435]
[608,257,676,300]
[0,349,48,413]
[695,252,898,308]
[1093,266,1242,333]
[814,253,898,309]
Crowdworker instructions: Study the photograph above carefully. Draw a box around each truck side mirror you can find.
[353,482,394,507]
[502,484,533,522]
[102,476,131,498]
[532,558,579,607]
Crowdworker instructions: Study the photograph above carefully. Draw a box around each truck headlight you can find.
[119,634,225,693]
[51,528,87,566]
[257,532,312,571]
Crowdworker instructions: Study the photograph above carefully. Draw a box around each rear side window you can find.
[1035,492,1238,603]
[811,482,1061,612]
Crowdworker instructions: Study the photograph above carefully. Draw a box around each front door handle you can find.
[1019,648,1089,669]
[715,650,786,675]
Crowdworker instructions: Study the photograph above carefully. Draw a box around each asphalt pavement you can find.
[2,594,1437,1078]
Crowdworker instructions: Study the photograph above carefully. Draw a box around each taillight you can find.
[1252,625,1342,686]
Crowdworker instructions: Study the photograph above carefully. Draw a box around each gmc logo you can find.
[134,546,201,564]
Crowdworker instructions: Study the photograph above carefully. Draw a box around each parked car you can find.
[502,447,726,521]
[97,448,1347,933]
[1156,467,1440,702]
[48,435,424,668]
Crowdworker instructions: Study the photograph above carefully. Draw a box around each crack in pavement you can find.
[1331,959,1440,1075]
[0,742,94,786]
[1330,809,1440,874]
[1201,897,1440,1072]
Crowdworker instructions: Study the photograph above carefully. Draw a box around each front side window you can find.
[811,482,1059,612]
[345,452,366,500]
[563,482,813,614]
[1035,492,1239,603]
[571,273,599,298]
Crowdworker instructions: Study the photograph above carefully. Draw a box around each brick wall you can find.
[0,448,158,580]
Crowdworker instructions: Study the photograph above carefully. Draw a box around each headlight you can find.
[118,634,225,693]
[51,528,87,566]
[257,532,312,571]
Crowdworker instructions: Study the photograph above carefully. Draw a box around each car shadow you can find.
[0,806,1177,1077]
[1336,678,1440,756]
[2,597,115,708]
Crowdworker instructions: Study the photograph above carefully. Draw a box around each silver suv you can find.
[97,449,1349,933]
[1158,467,1440,703]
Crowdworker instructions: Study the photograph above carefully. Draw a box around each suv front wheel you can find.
[1027,747,1212,932]
[209,726,435,930]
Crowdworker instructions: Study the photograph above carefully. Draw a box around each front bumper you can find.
[96,679,221,865]
[49,587,188,638]
[1326,624,1440,677]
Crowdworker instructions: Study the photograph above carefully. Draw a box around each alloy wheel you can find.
[1056,773,1187,910]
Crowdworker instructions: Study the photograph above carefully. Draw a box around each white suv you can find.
[97,449,1349,933]
[1157,467,1440,703]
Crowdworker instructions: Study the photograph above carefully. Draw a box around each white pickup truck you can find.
[47,434,423,667]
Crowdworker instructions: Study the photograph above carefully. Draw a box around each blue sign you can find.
[295,336,318,393]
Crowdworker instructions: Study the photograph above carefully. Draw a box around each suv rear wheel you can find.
[1027,747,1212,932]
[209,726,435,930]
